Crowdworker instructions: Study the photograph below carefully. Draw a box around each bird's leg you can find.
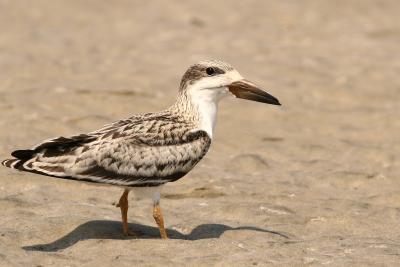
[116,189,136,237]
[153,203,168,239]
[152,193,168,239]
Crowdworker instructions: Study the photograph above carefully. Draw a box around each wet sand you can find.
[0,0,399,266]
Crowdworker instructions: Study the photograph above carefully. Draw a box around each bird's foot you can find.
[160,230,168,239]
[123,228,137,237]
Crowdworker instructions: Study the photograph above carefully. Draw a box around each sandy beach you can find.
[0,0,399,266]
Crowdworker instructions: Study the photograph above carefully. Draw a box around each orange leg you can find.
[153,203,168,239]
[116,189,136,237]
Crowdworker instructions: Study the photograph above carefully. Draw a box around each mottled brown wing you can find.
[2,115,211,187]
[72,130,211,186]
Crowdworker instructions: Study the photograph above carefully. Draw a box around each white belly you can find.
[127,185,164,205]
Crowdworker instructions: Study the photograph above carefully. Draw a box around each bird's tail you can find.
[2,158,21,168]
[2,149,36,170]
[3,134,96,170]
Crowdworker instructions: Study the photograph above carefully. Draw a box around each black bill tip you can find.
[228,80,281,106]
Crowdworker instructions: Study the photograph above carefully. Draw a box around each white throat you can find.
[183,69,243,138]
[188,87,229,138]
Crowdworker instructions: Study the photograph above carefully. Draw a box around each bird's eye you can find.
[206,67,215,76]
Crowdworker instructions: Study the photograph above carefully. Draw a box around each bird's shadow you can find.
[22,220,290,252]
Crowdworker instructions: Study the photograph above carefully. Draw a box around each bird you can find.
[2,60,280,239]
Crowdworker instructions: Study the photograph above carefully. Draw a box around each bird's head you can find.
[180,60,281,106]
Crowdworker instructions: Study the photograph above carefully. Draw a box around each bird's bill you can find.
[228,80,281,105]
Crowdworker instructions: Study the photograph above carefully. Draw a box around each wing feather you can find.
[2,113,211,187]
[68,130,211,186]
